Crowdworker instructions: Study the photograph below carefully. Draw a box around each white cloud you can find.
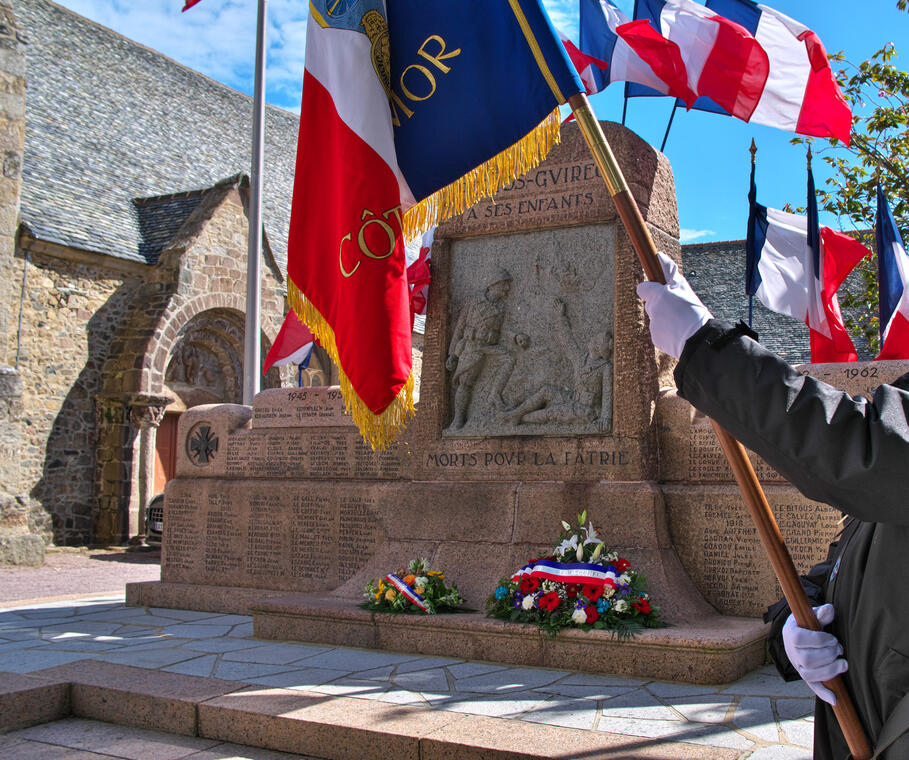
[679,228,716,243]
[56,0,309,111]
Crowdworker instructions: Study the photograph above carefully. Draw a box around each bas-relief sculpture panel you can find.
[444,224,615,438]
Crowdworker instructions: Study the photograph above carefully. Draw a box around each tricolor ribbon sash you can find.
[511,560,617,587]
[385,573,429,612]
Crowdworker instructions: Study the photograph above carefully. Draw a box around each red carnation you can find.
[615,558,630,572]
[520,576,541,594]
[538,591,561,612]
[582,583,603,602]
[633,598,651,614]
[584,605,599,624]
[565,584,579,599]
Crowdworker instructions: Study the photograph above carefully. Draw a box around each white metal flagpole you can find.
[243,0,268,404]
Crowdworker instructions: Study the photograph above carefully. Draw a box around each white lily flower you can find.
[583,521,601,545]
[591,542,604,561]
[576,542,584,561]
[556,534,578,556]
[561,520,572,531]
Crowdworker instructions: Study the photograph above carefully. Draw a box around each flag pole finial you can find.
[806,144,813,168]
[750,139,757,165]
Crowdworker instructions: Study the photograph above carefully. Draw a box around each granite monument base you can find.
[126,387,772,684]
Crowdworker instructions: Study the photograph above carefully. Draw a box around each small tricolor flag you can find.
[746,162,869,362]
[625,0,851,143]
[876,185,909,360]
[288,1,584,449]
[262,310,316,375]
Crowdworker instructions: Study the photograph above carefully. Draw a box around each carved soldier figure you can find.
[505,299,612,430]
[446,268,512,429]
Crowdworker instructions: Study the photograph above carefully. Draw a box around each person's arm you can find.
[637,251,909,524]
[675,319,909,524]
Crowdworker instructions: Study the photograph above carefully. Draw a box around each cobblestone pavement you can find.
[0,594,817,759]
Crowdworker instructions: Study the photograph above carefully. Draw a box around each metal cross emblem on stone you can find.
[187,424,218,465]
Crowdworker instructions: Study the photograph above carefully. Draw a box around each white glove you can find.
[636,252,712,359]
[782,604,848,705]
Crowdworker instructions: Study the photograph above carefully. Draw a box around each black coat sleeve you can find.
[674,320,909,524]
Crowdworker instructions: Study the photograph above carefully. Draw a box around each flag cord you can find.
[567,91,872,760]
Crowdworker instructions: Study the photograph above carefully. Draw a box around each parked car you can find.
[145,493,164,546]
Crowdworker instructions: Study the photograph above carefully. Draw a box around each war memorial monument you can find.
[127,122,906,684]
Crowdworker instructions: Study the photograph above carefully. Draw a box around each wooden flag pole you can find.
[567,92,872,760]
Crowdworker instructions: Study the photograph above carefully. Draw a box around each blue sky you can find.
[55,0,907,243]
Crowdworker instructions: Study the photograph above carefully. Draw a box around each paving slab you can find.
[733,696,780,743]
[9,717,221,760]
[0,596,826,758]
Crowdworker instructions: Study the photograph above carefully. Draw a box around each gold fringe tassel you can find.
[401,109,562,241]
[288,279,415,451]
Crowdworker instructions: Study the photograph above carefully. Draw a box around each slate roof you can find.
[682,240,873,363]
[18,0,300,268]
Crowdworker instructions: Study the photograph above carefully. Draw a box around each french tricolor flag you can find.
[876,185,909,360]
[262,310,316,374]
[627,0,851,143]
[577,0,695,106]
[746,167,869,362]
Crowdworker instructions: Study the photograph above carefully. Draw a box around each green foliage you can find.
[792,4,909,352]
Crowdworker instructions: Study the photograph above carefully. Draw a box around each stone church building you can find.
[0,0,343,561]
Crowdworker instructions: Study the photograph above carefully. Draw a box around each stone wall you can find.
[0,0,43,563]
[10,245,141,544]
[3,180,288,548]
[91,184,286,546]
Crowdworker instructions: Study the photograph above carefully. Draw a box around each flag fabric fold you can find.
[746,164,868,362]
[876,185,909,360]
[182,0,203,11]
[578,0,695,106]
[288,1,584,448]
[626,0,851,143]
[263,310,316,375]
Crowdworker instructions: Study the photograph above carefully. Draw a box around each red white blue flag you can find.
[625,0,851,143]
[577,0,695,106]
[746,165,868,362]
[876,185,909,360]
[263,310,316,374]
[287,1,584,448]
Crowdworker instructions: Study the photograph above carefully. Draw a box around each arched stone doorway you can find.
[154,308,280,494]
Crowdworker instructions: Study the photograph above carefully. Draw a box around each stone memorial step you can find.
[249,592,768,685]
